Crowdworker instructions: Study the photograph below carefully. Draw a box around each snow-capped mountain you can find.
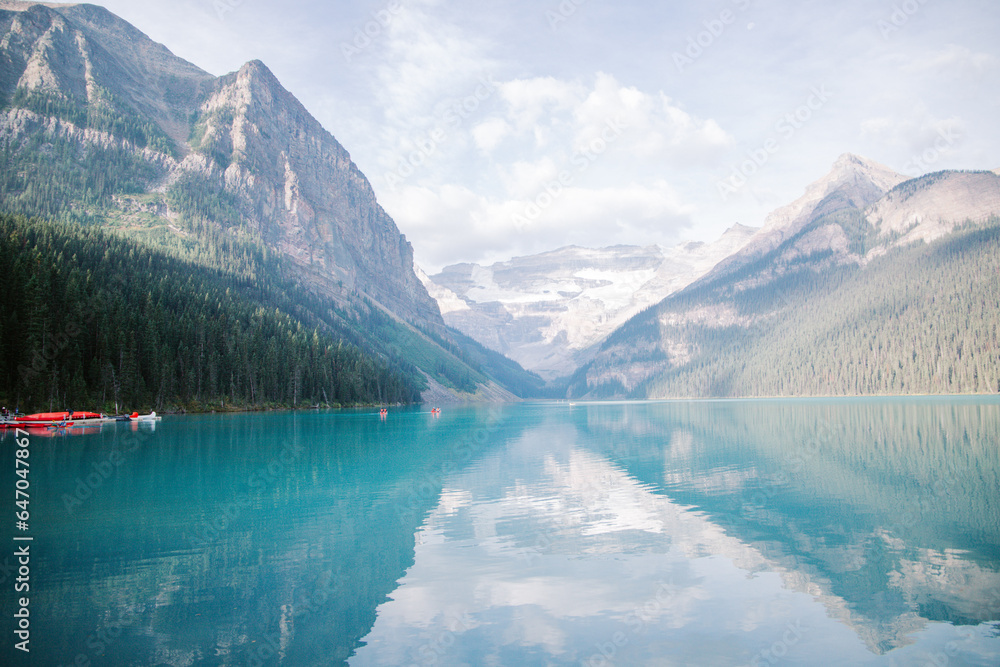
[420,224,758,379]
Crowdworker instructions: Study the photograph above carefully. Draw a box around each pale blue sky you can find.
[96,0,1000,272]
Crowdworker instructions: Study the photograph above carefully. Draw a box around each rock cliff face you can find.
[0,1,442,328]
[187,60,441,325]
[0,1,214,146]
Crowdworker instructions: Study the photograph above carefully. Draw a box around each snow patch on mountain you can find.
[422,224,759,379]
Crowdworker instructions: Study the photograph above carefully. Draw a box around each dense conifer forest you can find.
[0,213,422,412]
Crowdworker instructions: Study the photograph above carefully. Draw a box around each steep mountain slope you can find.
[868,169,1000,249]
[571,159,1000,399]
[0,212,421,411]
[0,1,536,402]
[422,223,758,379]
[183,59,440,325]
[701,153,906,286]
[0,1,437,325]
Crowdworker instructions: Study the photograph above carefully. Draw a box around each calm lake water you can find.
[3,398,1000,666]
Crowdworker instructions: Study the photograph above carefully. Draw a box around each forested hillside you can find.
[0,213,423,411]
[573,218,1000,398]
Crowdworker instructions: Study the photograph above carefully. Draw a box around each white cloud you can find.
[494,72,733,165]
[472,118,511,153]
[374,4,496,122]
[389,178,695,273]
[372,69,731,271]
[498,77,586,134]
[94,0,1000,272]
[500,158,562,199]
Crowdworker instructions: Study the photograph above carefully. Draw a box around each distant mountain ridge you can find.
[420,153,1000,391]
[867,169,1000,250]
[3,2,996,403]
[421,223,758,379]
[570,155,1000,399]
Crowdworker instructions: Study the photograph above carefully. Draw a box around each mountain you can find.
[186,59,442,325]
[0,1,537,406]
[702,153,907,286]
[421,223,758,379]
[1,1,436,324]
[570,156,1000,399]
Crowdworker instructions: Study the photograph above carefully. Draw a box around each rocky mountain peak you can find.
[0,1,442,329]
[425,226,759,379]
[726,222,756,233]
[761,153,905,235]
[701,154,907,282]
[231,59,282,98]
[184,55,443,326]
[1,1,214,149]
[717,222,758,243]
[831,152,904,188]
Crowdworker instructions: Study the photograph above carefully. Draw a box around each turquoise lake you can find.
[3,398,1000,665]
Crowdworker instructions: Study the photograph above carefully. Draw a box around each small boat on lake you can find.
[1,409,157,428]
[2,411,103,428]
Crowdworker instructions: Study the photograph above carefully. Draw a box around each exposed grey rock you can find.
[0,1,442,328]
[704,153,907,282]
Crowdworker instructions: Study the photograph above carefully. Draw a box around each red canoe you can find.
[4,411,107,428]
